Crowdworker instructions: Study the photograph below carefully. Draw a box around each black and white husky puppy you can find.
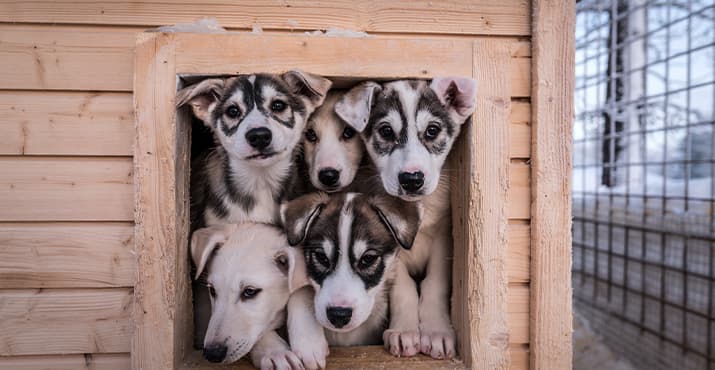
[335,78,477,359]
[177,70,332,347]
[280,192,422,369]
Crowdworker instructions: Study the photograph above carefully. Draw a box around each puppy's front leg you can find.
[418,229,455,359]
[250,331,302,370]
[383,259,420,357]
[288,286,328,369]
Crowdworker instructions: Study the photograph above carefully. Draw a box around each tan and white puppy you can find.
[302,90,365,192]
[191,222,305,369]
[335,78,477,359]
[280,192,422,369]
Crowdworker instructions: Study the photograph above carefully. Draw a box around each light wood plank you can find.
[510,58,531,98]
[508,224,530,284]
[0,91,133,156]
[451,39,511,370]
[530,0,575,369]
[0,353,130,370]
[0,288,132,355]
[0,0,530,36]
[510,345,529,370]
[508,284,530,344]
[0,25,135,91]
[0,222,134,288]
[0,157,133,221]
[509,163,531,220]
[510,101,531,159]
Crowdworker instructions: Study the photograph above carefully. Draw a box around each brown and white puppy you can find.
[335,78,477,359]
[280,192,422,369]
[191,223,305,369]
[178,71,332,346]
[302,90,366,192]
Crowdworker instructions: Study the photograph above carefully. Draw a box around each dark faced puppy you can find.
[280,192,422,365]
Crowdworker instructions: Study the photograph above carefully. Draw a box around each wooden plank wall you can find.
[0,2,533,369]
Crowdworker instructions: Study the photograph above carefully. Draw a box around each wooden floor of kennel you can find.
[0,1,573,369]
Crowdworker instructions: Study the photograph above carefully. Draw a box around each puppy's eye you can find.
[313,250,330,268]
[358,251,380,269]
[424,123,441,140]
[225,106,240,119]
[241,287,262,300]
[342,127,356,140]
[378,125,396,141]
[207,285,216,299]
[271,100,287,112]
[305,128,318,143]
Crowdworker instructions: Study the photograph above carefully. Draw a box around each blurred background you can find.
[573,0,715,369]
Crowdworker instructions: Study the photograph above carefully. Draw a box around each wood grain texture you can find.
[450,39,512,369]
[0,222,134,288]
[510,345,529,370]
[508,224,531,284]
[0,0,530,36]
[0,288,132,355]
[0,157,133,221]
[530,0,575,369]
[0,24,135,91]
[510,101,531,159]
[132,32,191,369]
[509,163,531,220]
[508,284,530,344]
[0,91,133,156]
[0,353,130,370]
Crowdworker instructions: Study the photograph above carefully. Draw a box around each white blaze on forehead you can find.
[261,83,278,101]
[248,75,256,84]
[313,122,345,170]
[394,81,420,127]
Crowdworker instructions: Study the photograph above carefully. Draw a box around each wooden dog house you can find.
[0,1,573,369]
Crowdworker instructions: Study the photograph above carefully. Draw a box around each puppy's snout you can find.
[326,306,353,328]
[398,171,425,193]
[203,343,228,363]
[318,168,340,187]
[245,127,272,150]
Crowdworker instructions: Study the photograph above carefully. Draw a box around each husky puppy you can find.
[280,192,422,369]
[178,71,332,346]
[190,223,304,369]
[335,78,477,359]
[301,90,366,192]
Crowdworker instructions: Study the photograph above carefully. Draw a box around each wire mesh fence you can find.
[573,0,715,369]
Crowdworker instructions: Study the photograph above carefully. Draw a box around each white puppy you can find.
[191,222,304,369]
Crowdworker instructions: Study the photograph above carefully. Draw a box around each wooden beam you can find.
[0,353,130,370]
[0,157,133,221]
[0,91,133,156]
[509,163,531,220]
[530,0,575,369]
[0,222,135,288]
[0,288,132,355]
[508,224,531,284]
[0,0,530,36]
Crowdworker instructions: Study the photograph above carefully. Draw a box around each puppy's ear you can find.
[280,193,328,246]
[430,77,478,124]
[335,81,382,132]
[370,196,423,250]
[176,78,228,124]
[190,224,237,280]
[282,70,333,112]
[275,247,310,293]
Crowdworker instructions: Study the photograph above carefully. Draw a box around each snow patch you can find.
[305,27,371,38]
[152,17,227,33]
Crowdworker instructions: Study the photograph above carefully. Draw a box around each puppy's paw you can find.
[260,349,304,370]
[291,338,329,370]
[383,329,421,357]
[419,327,456,359]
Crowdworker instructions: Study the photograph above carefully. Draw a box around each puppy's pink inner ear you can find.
[445,81,475,117]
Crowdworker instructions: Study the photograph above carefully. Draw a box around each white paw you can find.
[291,337,329,370]
[383,329,421,357]
[419,327,456,359]
[260,349,304,370]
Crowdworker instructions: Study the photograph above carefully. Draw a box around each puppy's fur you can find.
[190,223,304,368]
[302,90,366,192]
[280,192,422,369]
[178,71,331,346]
[336,78,477,359]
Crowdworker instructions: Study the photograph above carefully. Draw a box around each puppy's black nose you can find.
[326,306,353,328]
[245,127,272,150]
[318,168,340,187]
[203,343,228,363]
[398,171,425,193]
